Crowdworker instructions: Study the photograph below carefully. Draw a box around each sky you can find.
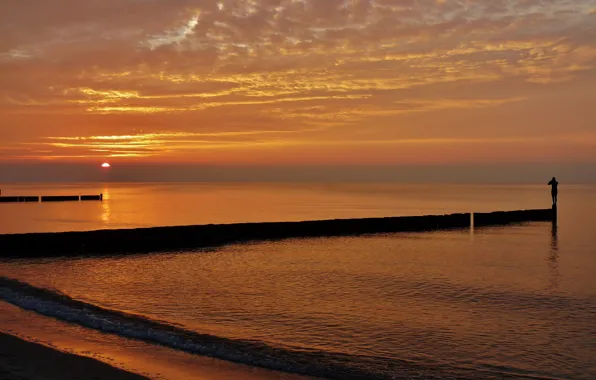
[1,0,595,182]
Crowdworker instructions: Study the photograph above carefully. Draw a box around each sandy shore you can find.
[1,300,316,380]
[0,333,147,380]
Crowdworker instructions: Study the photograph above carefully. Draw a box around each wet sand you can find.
[0,333,147,380]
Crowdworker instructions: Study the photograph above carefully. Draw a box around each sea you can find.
[0,182,595,379]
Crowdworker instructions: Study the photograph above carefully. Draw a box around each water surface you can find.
[1,183,595,379]
[0,182,581,234]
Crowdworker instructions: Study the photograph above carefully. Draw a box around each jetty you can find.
[0,194,102,203]
[0,208,555,258]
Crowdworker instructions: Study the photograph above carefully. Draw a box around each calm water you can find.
[1,183,595,379]
[0,182,580,234]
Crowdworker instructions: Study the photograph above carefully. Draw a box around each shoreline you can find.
[0,301,318,380]
[0,209,553,257]
[0,332,147,380]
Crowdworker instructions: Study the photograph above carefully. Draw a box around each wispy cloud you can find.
[1,0,595,162]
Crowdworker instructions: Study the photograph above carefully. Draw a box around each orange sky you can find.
[1,0,595,166]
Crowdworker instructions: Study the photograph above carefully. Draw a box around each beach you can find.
[0,333,146,380]
[0,301,316,380]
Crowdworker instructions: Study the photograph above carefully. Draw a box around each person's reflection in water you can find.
[547,222,560,291]
[551,220,558,250]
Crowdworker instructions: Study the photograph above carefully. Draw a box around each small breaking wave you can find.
[0,276,551,380]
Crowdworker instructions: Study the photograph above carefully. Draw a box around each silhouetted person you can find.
[548,177,558,206]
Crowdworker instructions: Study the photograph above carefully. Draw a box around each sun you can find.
[101,162,111,168]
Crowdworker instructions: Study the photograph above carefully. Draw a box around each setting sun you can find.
[101,163,111,168]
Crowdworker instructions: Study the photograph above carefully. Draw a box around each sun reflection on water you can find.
[100,188,111,225]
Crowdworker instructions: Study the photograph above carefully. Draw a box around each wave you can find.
[0,276,557,380]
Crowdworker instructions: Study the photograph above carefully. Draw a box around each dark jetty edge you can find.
[0,196,40,203]
[0,208,554,258]
[0,194,102,203]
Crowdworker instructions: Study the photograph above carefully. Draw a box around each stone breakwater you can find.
[0,209,554,257]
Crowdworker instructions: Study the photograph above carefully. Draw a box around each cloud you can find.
[1,0,595,162]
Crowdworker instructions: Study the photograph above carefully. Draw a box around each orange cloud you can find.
[0,0,595,163]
